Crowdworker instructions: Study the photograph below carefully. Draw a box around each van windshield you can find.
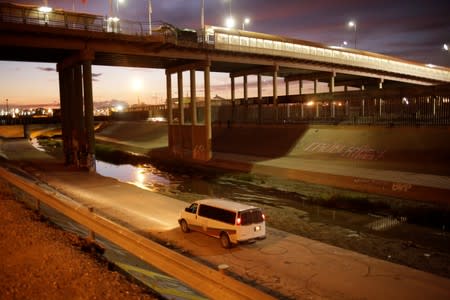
[239,209,264,225]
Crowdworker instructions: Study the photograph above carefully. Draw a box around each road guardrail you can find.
[0,166,276,300]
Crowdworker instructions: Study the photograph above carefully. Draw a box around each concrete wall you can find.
[212,124,450,176]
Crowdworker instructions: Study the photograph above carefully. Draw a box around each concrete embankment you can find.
[95,121,450,204]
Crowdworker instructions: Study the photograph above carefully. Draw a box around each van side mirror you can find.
[185,207,190,212]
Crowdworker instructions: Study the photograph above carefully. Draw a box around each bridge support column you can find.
[190,69,197,125]
[329,75,335,93]
[165,61,211,161]
[58,68,72,165]
[57,49,96,171]
[243,75,248,122]
[178,71,184,125]
[204,62,212,161]
[73,65,86,168]
[231,76,235,122]
[166,72,173,125]
[273,66,278,121]
[361,85,365,117]
[257,74,262,124]
[83,61,96,172]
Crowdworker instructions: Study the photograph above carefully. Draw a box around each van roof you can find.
[195,198,260,212]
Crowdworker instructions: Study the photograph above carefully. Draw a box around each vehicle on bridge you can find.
[179,199,266,248]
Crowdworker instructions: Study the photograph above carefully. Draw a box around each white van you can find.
[178,199,266,248]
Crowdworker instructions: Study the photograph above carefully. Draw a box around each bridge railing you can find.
[210,27,450,84]
[145,93,450,127]
[0,2,155,36]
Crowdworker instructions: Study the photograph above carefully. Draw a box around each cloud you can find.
[37,66,56,72]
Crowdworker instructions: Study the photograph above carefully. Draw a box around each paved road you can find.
[1,138,450,299]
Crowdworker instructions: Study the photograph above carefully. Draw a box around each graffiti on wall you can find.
[304,142,386,161]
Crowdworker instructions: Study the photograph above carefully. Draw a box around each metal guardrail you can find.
[0,166,275,300]
[0,2,157,37]
[211,27,450,83]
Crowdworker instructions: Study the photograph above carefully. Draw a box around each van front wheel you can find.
[220,232,232,249]
[180,219,190,233]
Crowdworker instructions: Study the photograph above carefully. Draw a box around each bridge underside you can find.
[1,17,449,169]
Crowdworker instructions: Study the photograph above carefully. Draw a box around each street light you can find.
[116,0,125,17]
[242,17,250,30]
[225,16,235,28]
[348,20,357,48]
[444,43,449,52]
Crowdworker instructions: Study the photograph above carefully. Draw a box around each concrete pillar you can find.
[243,75,248,103]
[433,97,436,116]
[177,71,184,124]
[166,72,173,125]
[243,75,248,122]
[273,71,278,105]
[329,76,335,93]
[58,68,71,165]
[204,63,212,160]
[361,85,365,118]
[332,102,335,118]
[190,69,197,125]
[285,80,289,96]
[257,73,262,124]
[73,64,84,167]
[299,80,303,95]
[362,99,365,117]
[231,76,235,121]
[82,61,96,172]
[316,102,320,118]
[379,99,383,117]
[314,79,318,94]
[273,68,278,121]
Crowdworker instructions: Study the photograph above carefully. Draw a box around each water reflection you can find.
[96,161,176,193]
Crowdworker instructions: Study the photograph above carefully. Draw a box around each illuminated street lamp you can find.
[242,17,250,30]
[38,6,52,13]
[116,0,125,16]
[225,16,235,28]
[348,20,357,48]
[444,43,449,52]
[342,40,348,47]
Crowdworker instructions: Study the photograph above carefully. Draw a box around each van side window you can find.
[198,204,236,225]
[186,203,198,214]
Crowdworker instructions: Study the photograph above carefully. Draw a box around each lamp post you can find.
[242,17,250,30]
[200,0,205,43]
[148,0,152,35]
[348,20,357,48]
[116,0,124,17]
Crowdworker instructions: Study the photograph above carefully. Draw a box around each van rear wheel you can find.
[220,232,232,249]
[180,219,190,233]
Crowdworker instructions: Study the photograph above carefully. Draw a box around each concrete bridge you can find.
[1,2,449,171]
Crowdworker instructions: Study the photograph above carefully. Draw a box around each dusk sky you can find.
[1,0,449,107]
